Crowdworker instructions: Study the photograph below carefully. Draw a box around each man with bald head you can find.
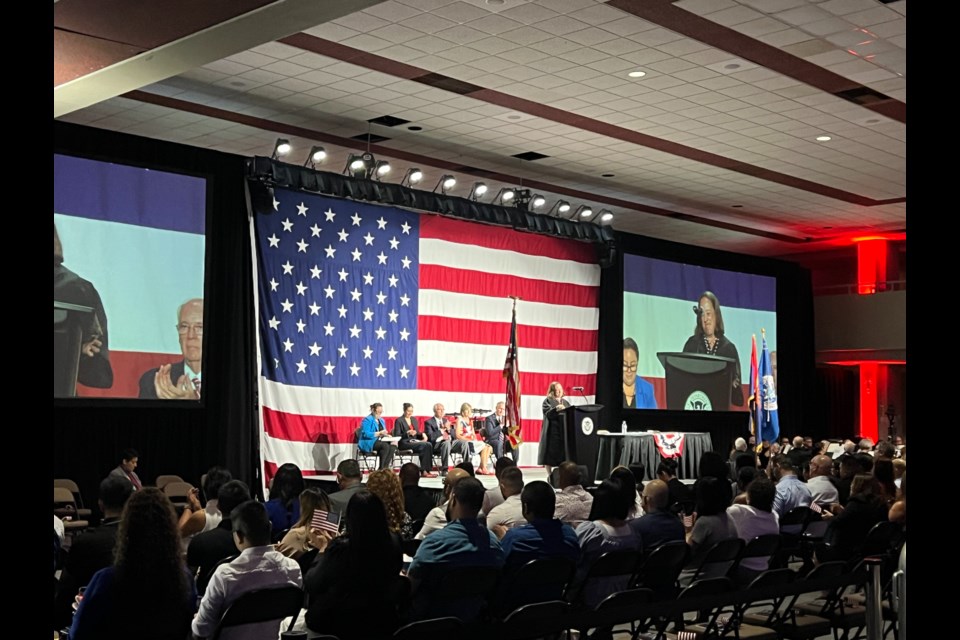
[806,454,840,507]
[139,298,205,399]
[630,479,684,551]
[415,467,470,539]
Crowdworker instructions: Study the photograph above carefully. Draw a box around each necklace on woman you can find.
[703,335,719,355]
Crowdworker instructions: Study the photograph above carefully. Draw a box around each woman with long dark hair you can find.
[69,488,196,640]
[305,491,403,639]
[265,462,305,535]
[278,487,332,560]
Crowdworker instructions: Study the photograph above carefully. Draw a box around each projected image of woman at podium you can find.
[622,338,657,409]
[538,381,572,474]
[682,291,744,407]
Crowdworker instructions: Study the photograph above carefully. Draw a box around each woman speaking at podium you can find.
[682,291,744,407]
[538,381,572,474]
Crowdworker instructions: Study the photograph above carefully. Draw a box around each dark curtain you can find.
[54,121,259,505]
[815,366,859,440]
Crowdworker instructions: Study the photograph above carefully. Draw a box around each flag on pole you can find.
[503,300,522,440]
[748,334,760,441]
[758,332,779,444]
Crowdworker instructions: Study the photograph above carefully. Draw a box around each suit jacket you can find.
[423,416,448,444]
[329,483,365,517]
[393,416,422,442]
[484,414,505,444]
[137,360,187,399]
[108,466,142,490]
[187,519,238,596]
[359,414,386,452]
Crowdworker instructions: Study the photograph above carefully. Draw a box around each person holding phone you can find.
[359,403,397,471]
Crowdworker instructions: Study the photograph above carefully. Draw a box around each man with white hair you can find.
[787,435,812,471]
[858,438,875,456]
[833,439,857,460]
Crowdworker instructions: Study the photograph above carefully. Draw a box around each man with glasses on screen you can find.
[138,298,204,399]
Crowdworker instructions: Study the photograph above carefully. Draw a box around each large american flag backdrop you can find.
[253,188,600,480]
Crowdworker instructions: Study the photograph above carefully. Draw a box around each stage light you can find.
[401,168,423,187]
[434,174,457,194]
[530,194,546,209]
[271,138,291,160]
[493,188,516,205]
[469,182,488,201]
[575,205,593,220]
[304,146,326,168]
[600,210,614,223]
[548,200,571,216]
[374,160,392,179]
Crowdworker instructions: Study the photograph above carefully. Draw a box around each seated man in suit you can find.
[328,459,364,517]
[138,298,204,399]
[191,501,302,639]
[484,401,516,461]
[108,448,143,491]
[423,403,470,477]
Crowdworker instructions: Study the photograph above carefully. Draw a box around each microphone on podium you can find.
[572,386,584,391]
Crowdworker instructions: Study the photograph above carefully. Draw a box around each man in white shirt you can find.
[553,461,593,528]
[481,457,516,516]
[191,501,302,640]
[486,467,525,531]
[726,477,780,573]
[415,468,469,539]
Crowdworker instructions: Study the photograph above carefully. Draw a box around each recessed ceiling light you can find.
[724,63,741,70]
[506,115,523,121]
[816,135,832,142]
[628,70,646,78]
[486,0,505,4]
[408,126,422,131]
[229,81,246,87]
[601,173,616,178]
[731,204,743,208]
[865,119,881,125]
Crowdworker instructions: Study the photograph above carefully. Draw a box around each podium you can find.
[54,300,94,397]
[562,403,604,484]
[657,352,737,411]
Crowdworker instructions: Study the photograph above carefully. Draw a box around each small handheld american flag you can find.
[310,509,341,535]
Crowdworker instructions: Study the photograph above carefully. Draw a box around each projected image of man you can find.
[138,298,204,399]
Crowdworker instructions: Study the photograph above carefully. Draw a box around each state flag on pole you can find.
[758,333,779,444]
[748,334,760,441]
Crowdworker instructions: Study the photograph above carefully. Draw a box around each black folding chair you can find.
[495,557,576,616]
[631,541,689,601]
[210,585,304,640]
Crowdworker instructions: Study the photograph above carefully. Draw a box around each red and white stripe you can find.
[259,213,600,479]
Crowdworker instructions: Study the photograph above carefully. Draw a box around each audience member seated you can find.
[188,480,251,596]
[553,461,594,528]
[836,454,860,505]
[684,476,736,571]
[399,462,436,523]
[821,474,890,561]
[367,468,416,539]
[54,476,134,630]
[892,458,906,489]
[806,454,840,507]
[481,457,516,516]
[278,487,332,561]
[178,465,232,539]
[888,471,906,526]
[499,480,580,567]
[69,488,196,640]
[415,468,470,539]
[858,438,875,456]
[609,466,642,519]
[408,477,504,621]
[873,458,898,506]
[656,458,693,516]
[107,448,143,491]
[694,451,734,508]
[305,491,404,639]
[875,440,897,460]
[726,477,779,577]
[486,466,526,532]
[329,459,364,517]
[455,460,475,477]
[631,479,685,552]
[264,463,305,535]
[786,435,813,472]
[733,467,759,503]
[191,501,302,639]
[771,456,812,518]
[573,480,643,607]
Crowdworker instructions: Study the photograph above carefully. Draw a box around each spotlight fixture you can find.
[469,182,488,201]
[575,204,593,220]
[547,200,571,216]
[588,208,613,224]
[373,159,392,180]
[304,145,326,168]
[344,151,375,177]
[492,188,516,205]
[401,167,423,187]
[530,193,546,209]
[433,174,457,194]
[271,138,291,160]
